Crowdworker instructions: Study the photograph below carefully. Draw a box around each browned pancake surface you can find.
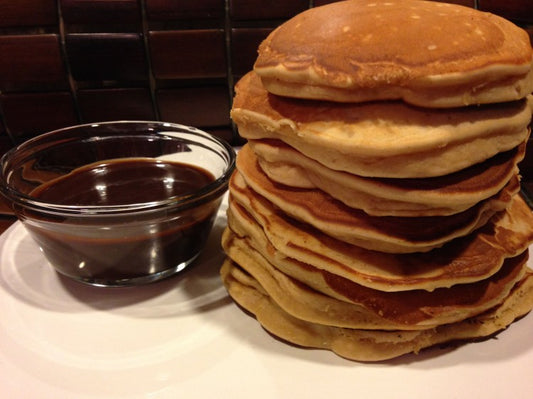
[251,139,524,216]
[221,258,533,361]
[223,224,529,328]
[235,145,518,252]
[228,177,533,292]
[254,0,533,106]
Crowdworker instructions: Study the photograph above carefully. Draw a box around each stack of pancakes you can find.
[221,0,533,361]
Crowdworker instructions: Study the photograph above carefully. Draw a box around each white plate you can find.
[0,199,532,399]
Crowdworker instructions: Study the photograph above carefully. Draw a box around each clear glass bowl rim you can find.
[0,120,236,216]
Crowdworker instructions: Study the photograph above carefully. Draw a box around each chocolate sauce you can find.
[25,158,220,285]
[32,158,215,205]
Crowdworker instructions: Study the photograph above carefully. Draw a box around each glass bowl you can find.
[0,121,236,287]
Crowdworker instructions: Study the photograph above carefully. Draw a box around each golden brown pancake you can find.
[222,226,529,329]
[226,187,533,292]
[221,258,533,362]
[233,151,519,253]
[231,72,532,178]
[250,139,526,216]
[223,0,533,362]
[254,0,533,107]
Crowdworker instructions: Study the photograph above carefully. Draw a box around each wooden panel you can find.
[315,0,475,7]
[203,126,236,143]
[0,117,6,137]
[478,0,533,23]
[77,88,155,123]
[146,0,225,21]
[313,0,343,6]
[0,35,68,92]
[231,28,273,77]
[230,0,309,20]
[149,30,227,79]
[0,0,58,28]
[60,0,141,30]
[432,0,475,7]
[0,132,13,161]
[522,24,533,47]
[66,33,148,82]
[1,92,78,140]
[157,86,230,127]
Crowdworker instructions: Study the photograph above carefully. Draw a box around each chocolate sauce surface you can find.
[32,158,215,205]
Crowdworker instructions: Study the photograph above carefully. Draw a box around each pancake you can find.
[233,153,519,253]
[250,139,525,217]
[231,72,532,178]
[254,0,533,107]
[221,258,533,362]
[222,226,529,329]
[221,0,533,363]
[226,189,533,292]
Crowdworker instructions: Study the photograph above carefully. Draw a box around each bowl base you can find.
[59,253,199,287]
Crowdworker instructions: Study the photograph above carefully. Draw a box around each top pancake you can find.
[254,0,533,107]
